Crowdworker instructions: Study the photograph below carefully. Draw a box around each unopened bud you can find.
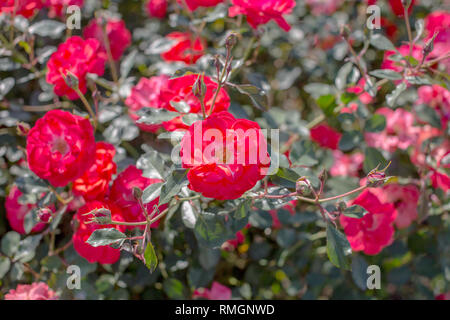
[63,71,79,89]
[37,207,53,223]
[367,162,391,187]
[225,33,237,49]
[296,177,310,195]
[423,32,438,57]
[16,122,30,136]
[133,186,143,200]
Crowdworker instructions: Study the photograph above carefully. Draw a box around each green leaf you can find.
[142,182,163,204]
[369,69,402,80]
[365,114,386,132]
[14,235,42,263]
[137,149,169,180]
[120,49,138,79]
[326,222,352,270]
[86,228,127,247]
[338,131,363,151]
[170,100,191,113]
[414,104,441,128]
[304,83,334,99]
[1,231,20,257]
[316,94,337,116]
[405,76,432,85]
[29,20,66,38]
[163,278,185,299]
[194,212,231,248]
[181,201,197,228]
[137,108,180,125]
[335,62,359,90]
[158,169,188,205]
[386,82,407,107]
[363,147,387,173]
[0,256,11,278]
[0,77,15,100]
[290,140,318,166]
[144,242,158,273]
[145,37,177,55]
[233,84,269,111]
[370,34,396,51]
[351,255,369,290]
[232,200,251,232]
[343,205,369,218]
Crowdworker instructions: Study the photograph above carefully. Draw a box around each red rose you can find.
[309,124,341,150]
[180,111,270,200]
[125,75,170,133]
[72,142,117,201]
[381,44,425,76]
[5,186,47,234]
[178,0,224,11]
[147,0,167,18]
[73,201,125,264]
[193,282,232,300]
[340,190,397,255]
[161,32,205,65]
[44,0,84,18]
[128,74,230,132]
[229,0,296,31]
[109,165,167,230]
[0,0,44,18]
[83,17,132,61]
[46,36,107,100]
[26,110,96,187]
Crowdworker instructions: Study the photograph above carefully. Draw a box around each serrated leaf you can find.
[158,169,188,205]
[86,228,127,247]
[233,84,269,111]
[351,256,369,290]
[144,242,158,273]
[29,20,66,38]
[1,231,20,257]
[369,69,402,80]
[370,34,396,51]
[414,104,441,128]
[142,182,163,204]
[170,100,191,113]
[326,222,352,270]
[386,82,407,107]
[137,108,180,125]
[194,212,231,248]
[120,49,137,79]
[0,256,11,278]
[343,205,369,218]
[339,131,363,151]
[316,94,337,116]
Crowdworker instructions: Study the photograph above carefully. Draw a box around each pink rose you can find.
[193,282,232,300]
[330,150,364,177]
[5,282,58,300]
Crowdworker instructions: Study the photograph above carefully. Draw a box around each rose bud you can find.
[16,122,30,136]
[37,207,53,223]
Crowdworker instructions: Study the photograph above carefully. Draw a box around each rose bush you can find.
[0,0,448,301]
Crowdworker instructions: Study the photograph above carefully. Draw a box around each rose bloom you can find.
[417,85,450,129]
[147,0,167,18]
[365,107,419,153]
[310,124,341,150]
[72,142,117,201]
[370,184,420,229]
[44,0,83,18]
[410,125,441,167]
[83,17,132,61]
[436,292,450,300]
[431,149,450,192]
[109,165,167,230]
[306,0,344,16]
[424,11,450,72]
[229,0,296,32]
[4,282,58,300]
[340,190,397,255]
[125,75,170,133]
[193,282,232,300]
[129,74,229,132]
[0,0,43,18]
[161,32,205,65]
[178,0,224,11]
[26,110,96,187]
[5,186,47,234]
[180,111,270,200]
[73,201,125,264]
[330,150,364,177]
[46,36,107,100]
